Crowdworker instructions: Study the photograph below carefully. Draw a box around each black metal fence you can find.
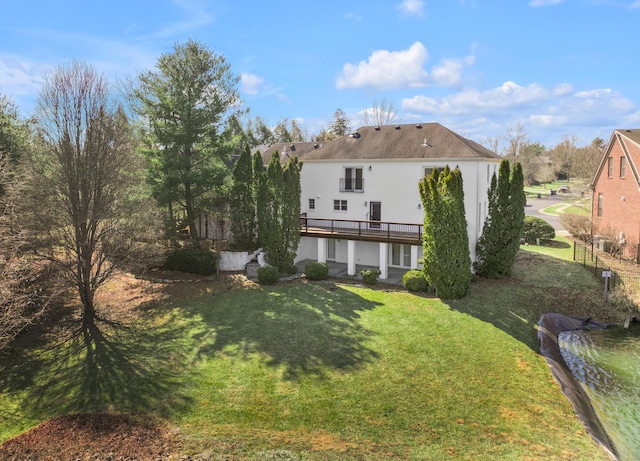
[574,241,640,293]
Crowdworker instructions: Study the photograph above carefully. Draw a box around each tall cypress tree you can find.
[419,166,471,299]
[281,156,302,270]
[254,151,268,247]
[474,159,525,278]
[230,145,257,250]
[256,153,302,273]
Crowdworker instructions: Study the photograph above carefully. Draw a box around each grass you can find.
[542,203,590,216]
[524,181,569,198]
[0,239,614,460]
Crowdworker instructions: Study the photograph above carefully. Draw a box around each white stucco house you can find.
[263,123,501,279]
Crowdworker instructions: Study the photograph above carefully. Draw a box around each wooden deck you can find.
[300,216,422,245]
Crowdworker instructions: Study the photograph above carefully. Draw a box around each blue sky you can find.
[1,0,639,149]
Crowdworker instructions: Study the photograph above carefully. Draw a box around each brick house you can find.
[591,129,640,262]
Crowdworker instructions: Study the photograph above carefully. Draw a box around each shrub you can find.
[559,213,591,243]
[163,245,217,275]
[607,285,640,320]
[402,270,430,292]
[305,261,329,281]
[257,265,280,285]
[522,216,555,244]
[360,268,381,284]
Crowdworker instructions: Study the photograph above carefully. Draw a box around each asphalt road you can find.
[525,191,567,232]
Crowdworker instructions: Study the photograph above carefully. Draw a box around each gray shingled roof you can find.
[259,141,325,165]
[616,128,640,145]
[301,123,500,161]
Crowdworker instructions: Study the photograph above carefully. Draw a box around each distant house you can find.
[292,123,501,279]
[591,129,640,262]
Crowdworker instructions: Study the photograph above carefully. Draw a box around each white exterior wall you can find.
[300,158,498,263]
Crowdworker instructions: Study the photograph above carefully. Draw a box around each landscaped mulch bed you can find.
[0,413,185,461]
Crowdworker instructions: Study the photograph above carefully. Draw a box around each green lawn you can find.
[524,181,569,198]
[0,239,613,460]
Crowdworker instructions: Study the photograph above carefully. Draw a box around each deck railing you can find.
[299,215,422,244]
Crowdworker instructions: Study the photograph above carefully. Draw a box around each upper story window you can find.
[333,199,347,211]
[620,157,626,178]
[608,158,614,177]
[340,167,363,192]
[308,198,315,210]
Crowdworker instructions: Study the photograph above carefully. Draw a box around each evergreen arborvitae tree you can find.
[257,153,302,273]
[281,156,302,270]
[419,166,471,299]
[254,151,267,247]
[230,145,257,250]
[263,153,284,268]
[474,159,525,278]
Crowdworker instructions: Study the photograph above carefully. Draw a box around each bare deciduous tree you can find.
[359,98,399,126]
[23,61,162,334]
[0,156,61,351]
[550,135,578,182]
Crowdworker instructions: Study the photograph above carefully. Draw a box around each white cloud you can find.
[403,81,572,115]
[336,42,474,91]
[0,58,46,96]
[529,0,565,6]
[240,73,264,95]
[337,42,429,90]
[632,1,640,9]
[277,93,291,104]
[430,55,475,87]
[401,80,640,146]
[398,0,425,17]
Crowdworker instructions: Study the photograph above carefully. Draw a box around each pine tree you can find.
[474,159,525,278]
[419,166,471,299]
[129,39,241,241]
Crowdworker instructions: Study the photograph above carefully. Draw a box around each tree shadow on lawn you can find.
[0,314,194,424]
[442,249,608,351]
[191,281,383,380]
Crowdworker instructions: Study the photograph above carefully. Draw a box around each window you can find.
[333,199,347,211]
[620,157,626,178]
[424,166,445,177]
[341,167,363,192]
[597,193,603,217]
[308,198,315,210]
[391,244,411,267]
[608,158,614,177]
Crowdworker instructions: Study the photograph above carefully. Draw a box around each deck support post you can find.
[411,245,420,269]
[347,240,356,276]
[379,242,388,279]
[317,238,327,264]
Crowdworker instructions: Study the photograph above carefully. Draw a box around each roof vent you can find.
[313,143,319,149]
[290,144,296,151]
[395,125,401,130]
[421,138,433,147]
[416,124,422,129]
[349,132,361,138]
[374,126,381,131]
